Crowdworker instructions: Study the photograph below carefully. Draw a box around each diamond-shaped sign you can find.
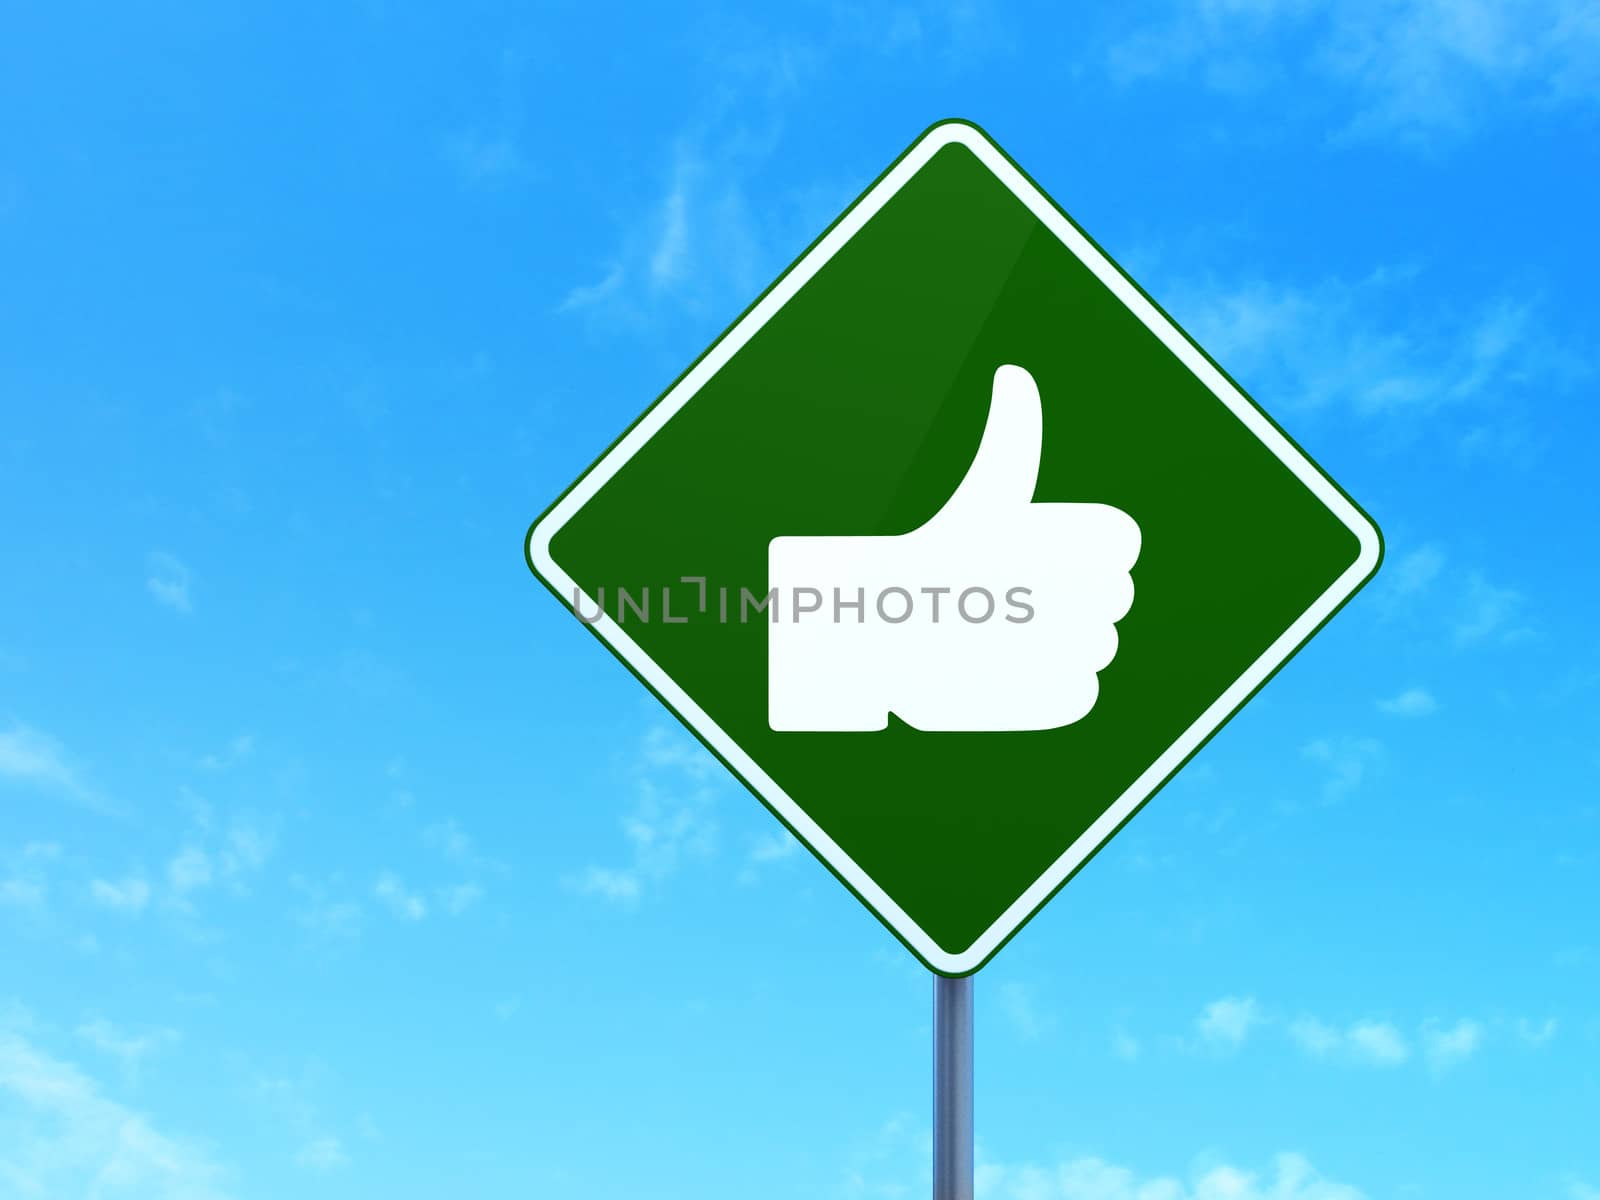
[526,120,1382,975]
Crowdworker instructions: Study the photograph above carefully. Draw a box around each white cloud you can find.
[841,1112,925,1198]
[294,1136,347,1172]
[624,777,716,875]
[0,724,103,809]
[1287,1016,1341,1057]
[445,133,525,184]
[196,735,253,772]
[90,876,152,915]
[1421,1018,1483,1070]
[998,982,1051,1041]
[1196,996,1261,1050]
[218,823,273,880]
[1290,1016,1411,1066]
[639,724,719,779]
[1,843,59,912]
[442,49,529,186]
[0,1024,232,1198]
[422,820,476,866]
[75,1019,178,1081]
[557,123,784,324]
[558,14,995,326]
[571,725,720,905]
[1377,687,1438,717]
[413,823,493,915]
[164,815,272,910]
[1387,544,1447,598]
[290,876,362,941]
[1345,1020,1411,1066]
[748,829,799,864]
[1111,1029,1142,1062]
[1301,737,1383,802]
[0,877,45,909]
[1105,0,1600,141]
[1514,1016,1558,1047]
[299,899,360,940]
[649,152,695,287]
[1452,570,1532,645]
[1374,543,1536,649]
[373,873,427,921]
[1569,1179,1600,1200]
[1166,1005,1551,1070]
[252,1073,347,1177]
[167,847,213,895]
[1323,0,1600,137]
[557,264,624,313]
[437,882,482,916]
[420,818,498,878]
[975,1151,1364,1200]
[1163,272,1571,439]
[739,828,801,884]
[147,552,193,614]
[572,865,642,904]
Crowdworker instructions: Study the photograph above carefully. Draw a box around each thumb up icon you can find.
[768,365,1141,732]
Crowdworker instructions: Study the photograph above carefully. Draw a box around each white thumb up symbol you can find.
[768,365,1141,732]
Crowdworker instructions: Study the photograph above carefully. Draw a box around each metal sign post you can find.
[933,974,973,1200]
[525,117,1382,1190]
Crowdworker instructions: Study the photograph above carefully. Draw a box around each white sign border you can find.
[528,120,1383,976]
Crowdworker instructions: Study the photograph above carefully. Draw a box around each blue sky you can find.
[2,2,1598,1198]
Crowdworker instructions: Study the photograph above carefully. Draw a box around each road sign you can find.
[525,119,1382,976]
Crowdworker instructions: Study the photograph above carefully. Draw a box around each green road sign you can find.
[526,120,1382,975]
